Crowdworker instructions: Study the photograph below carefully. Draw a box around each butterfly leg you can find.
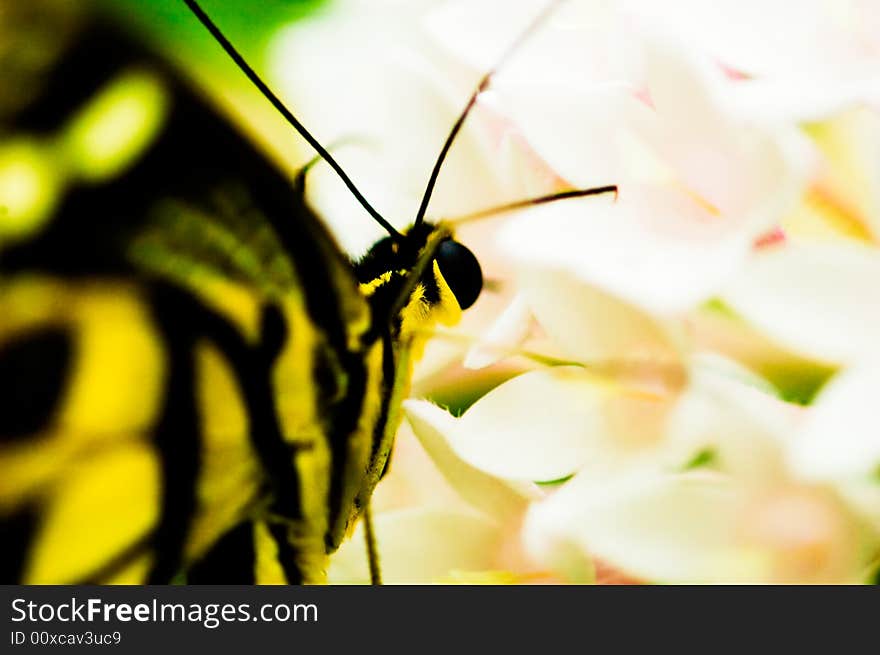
[363,503,382,585]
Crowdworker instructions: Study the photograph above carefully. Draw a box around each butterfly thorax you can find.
[321,221,483,562]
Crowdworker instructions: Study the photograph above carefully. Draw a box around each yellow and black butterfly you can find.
[0,0,615,584]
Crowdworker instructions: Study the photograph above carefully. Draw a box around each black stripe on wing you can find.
[0,505,39,583]
[144,284,305,582]
[188,521,256,584]
[268,522,304,585]
[146,284,204,583]
[0,327,74,442]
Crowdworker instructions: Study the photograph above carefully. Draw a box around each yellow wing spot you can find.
[196,341,249,447]
[272,297,323,446]
[185,341,261,561]
[24,442,160,584]
[192,276,263,344]
[0,278,167,508]
[59,287,166,436]
[61,68,169,183]
[0,140,63,244]
[102,554,154,585]
[253,521,287,584]
[0,69,168,245]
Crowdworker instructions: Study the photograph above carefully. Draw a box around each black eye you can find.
[435,239,483,310]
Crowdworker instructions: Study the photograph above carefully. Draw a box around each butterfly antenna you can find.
[449,185,618,223]
[182,0,401,239]
[412,0,567,227]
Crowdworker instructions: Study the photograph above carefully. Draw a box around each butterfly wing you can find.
[0,0,381,583]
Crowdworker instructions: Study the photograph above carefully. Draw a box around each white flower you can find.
[491,39,807,334]
[405,350,878,582]
[515,359,876,584]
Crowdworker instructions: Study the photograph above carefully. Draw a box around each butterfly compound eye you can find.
[435,239,483,310]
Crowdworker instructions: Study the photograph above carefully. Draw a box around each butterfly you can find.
[0,0,615,584]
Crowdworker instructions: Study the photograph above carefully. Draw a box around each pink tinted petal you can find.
[426,0,643,87]
[493,82,635,189]
[633,37,805,221]
[500,188,760,317]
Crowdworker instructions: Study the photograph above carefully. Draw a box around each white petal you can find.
[463,294,533,369]
[833,482,880,536]
[517,261,682,363]
[491,124,570,200]
[726,77,875,124]
[328,508,503,584]
[634,37,806,223]
[524,468,755,583]
[403,400,540,521]
[370,422,478,514]
[624,0,876,80]
[662,356,800,481]
[805,107,880,243]
[789,364,880,480]
[501,189,756,316]
[424,0,549,75]
[522,529,596,585]
[624,0,880,120]
[442,367,617,482]
[640,35,731,147]
[526,465,870,583]
[722,242,880,364]
[425,0,642,87]
[492,82,637,189]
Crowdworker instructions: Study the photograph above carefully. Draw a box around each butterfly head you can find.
[355,221,483,336]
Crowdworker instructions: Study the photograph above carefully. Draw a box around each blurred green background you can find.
[101,0,327,69]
